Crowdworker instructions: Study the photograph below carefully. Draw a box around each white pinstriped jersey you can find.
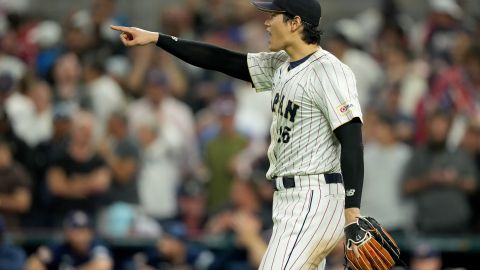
[247,49,363,180]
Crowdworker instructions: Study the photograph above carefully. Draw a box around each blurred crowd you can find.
[0,0,479,269]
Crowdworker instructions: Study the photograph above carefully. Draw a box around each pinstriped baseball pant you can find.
[259,175,345,270]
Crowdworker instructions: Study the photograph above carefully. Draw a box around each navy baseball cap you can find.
[251,0,322,27]
[63,210,92,229]
[412,244,440,259]
[146,69,169,88]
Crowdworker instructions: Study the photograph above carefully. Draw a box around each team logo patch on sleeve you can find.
[337,103,354,114]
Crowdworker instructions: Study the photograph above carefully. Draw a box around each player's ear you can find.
[290,16,302,32]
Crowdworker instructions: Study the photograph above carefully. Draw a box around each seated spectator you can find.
[0,215,26,270]
[206,179,267,236]
[99,111,140,205]
[403,112,478,233]
[133,224,214,270]
[175,179,208,240]
[205,179,270,270]
[0,139,32,231]
[24,210,112,270]
[46,111,111,227]
[231,211,267,268]
[410,244,442,270]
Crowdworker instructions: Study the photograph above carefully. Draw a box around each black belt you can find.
[272,173,343,191]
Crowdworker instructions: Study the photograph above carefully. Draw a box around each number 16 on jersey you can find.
[277,126,291,143]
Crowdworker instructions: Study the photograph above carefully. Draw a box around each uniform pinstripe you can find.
[247,49,362,269]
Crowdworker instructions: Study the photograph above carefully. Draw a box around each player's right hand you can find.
[110,25,159,47]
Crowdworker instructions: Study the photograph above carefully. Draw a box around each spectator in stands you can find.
[411,0,466,69]
[27,103,73,227]
[0,36,26,81]
[251,169,273,230]
[3,72,36,145]
[46,111,111,227]
[51,53,88,109]
[63,12,96,56]
[12,76,53,147]
[460,120,480,231]
[135,224,214,270]
[410,244,442,270]
[25,210,112,270]
[89,0,130,45]
[326,20,384,107]
[0,107,32,170]
[175,179,208,240]
[206,179,269,270]
[0,215,26,270]
[403,111,478,233]
[205,97,248,211]
[129,69,200,180]
[362,114,413,232]
[33,103,73,176]
[231,211,267,268]
[420,45,480,119]
[83,57,126,137]
[135,112,183,222]
[100,111,140,205]
[379,45,427,119]
[0,139,32,230]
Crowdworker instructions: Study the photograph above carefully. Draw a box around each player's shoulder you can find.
[247,50,289,62]
[311,49,352,73]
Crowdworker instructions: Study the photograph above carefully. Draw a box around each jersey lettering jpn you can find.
[247,50,363,179]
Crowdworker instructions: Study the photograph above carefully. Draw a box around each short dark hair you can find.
[283,13,322,45]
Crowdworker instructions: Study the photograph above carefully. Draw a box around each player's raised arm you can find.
[110,25,252,82]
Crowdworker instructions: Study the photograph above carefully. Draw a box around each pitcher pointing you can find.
[112,0,400,269]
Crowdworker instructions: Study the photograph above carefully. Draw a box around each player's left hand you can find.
[344,216,400,270]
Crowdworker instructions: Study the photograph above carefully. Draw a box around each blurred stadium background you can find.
[0,0,480,269]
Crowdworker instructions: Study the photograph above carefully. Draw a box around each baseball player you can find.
[112,0,365,269]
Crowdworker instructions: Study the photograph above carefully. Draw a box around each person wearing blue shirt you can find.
[25,210,112,270]
[0,215,26,270]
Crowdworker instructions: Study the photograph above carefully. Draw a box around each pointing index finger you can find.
[110,25,130,32]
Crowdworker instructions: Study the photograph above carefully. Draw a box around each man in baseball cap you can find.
[110,0,368,268]
[25,210,113,270]
[251,0,322,27]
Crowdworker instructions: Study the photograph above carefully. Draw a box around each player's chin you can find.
[268,43,282,52]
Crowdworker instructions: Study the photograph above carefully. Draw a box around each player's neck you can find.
[285,42,320,62]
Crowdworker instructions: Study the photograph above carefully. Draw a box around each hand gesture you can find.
[232,211,262,246]
[110,25,159,47]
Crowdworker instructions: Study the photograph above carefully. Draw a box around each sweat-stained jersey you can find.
[247,49,363,180]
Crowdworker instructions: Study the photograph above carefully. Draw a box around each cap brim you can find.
[251,1,285,12]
